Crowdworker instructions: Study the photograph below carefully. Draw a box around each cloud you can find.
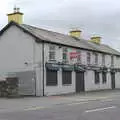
[1,0,120,50]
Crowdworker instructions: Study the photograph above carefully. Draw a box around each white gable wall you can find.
[0,25,43,96]
[0,25,34,73]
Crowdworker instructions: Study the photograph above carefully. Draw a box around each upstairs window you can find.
[111,56,114,67]
[77,50,81,64]
[102,54,105,66]
[63,47,68,63]
[94,53,98,65]
[87,52,91,65]
[49,45,56,61]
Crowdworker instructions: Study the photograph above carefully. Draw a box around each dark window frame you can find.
[94,71,100,84]
[77,50,81,64]
[62,71,72,85]
[102,72,107,84]
[111,56,114,67]
[87,52,91,65]
[46,69,58,86]
[94,53,98,65]
[102,54,105,66]
[49,45,56,61]
[62,47,68,63]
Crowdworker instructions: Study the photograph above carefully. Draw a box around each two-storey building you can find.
[0,8,120,96]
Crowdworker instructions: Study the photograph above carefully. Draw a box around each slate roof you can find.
[0,21,120,56]
[20,24,120,56]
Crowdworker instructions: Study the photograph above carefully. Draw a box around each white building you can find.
[0,8,120,96]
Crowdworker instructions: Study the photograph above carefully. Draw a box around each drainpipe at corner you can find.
[42,42,45,96]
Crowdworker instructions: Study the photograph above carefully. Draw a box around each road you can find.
[0,90,120,120]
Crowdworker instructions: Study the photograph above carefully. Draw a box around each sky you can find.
[0,0,120,51]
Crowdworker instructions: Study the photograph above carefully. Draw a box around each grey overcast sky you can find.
[1,0,120,50]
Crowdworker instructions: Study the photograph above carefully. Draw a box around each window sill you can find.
[62,84,72,86]
[95,83,100,84]
[102,82,107,84]
[46,85,58,87]
[49,60,56,62]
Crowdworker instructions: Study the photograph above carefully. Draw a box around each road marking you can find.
[85,106,116,113]
[101,99,113,102]
[67,102,89,106]
[24,106,45,111]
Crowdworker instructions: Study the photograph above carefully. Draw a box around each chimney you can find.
[7,7,24,24]
[90,36,101,44]
[69,29,82,38]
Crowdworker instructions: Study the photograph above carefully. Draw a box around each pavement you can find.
[0,90,120,119]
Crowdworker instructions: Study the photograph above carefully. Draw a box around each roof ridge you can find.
[22,24,68,36]
[1,21,119,56]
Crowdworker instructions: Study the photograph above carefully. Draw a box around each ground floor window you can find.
[95,71,100,84]
[102,72,107,84]
[62,71,72,85]
[46,69,57,86]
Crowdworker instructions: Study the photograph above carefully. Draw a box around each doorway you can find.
[76,72,84,93]
[111,72,115,89]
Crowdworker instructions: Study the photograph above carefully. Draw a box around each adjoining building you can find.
[0,8,120,96]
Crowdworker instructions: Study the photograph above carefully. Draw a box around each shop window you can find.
[102,72,107,84]
[95,71,100,84]
[62,71,72,85]
[46,69,57,86]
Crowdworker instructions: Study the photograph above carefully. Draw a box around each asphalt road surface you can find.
[0,91,120,120]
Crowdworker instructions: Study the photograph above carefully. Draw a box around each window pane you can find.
[111,56,114,66]
[102,54,105,66]
[63,47,68,63]
[49,45,56,60]
[77,50,81,63]
[95,71,100,84]
[102,72,107,84]
[87,52,91,65]
[46,70,57,86]
[94,53,98,65]
[62,71,72,85]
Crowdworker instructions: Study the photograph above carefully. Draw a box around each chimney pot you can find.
[90,36,101,44]
[7,7,24,24]
[69,29,82,38]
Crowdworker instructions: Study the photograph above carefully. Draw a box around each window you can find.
[111,56,114,67]
[102,72,107,84]
[102,54,105,66]
[77,50,81,64]
[63,47,68,63]
[95,71,100,84]
[87,52,91,65]
[49,45,56,61]
[94,53,98,65]
[46,69,57,86]
[62,71,72,85]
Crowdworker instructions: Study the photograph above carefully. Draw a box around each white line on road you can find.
[85,106,116,113]
[101,99,113,102]
[67,102,89,106]
[24,106,45,111]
